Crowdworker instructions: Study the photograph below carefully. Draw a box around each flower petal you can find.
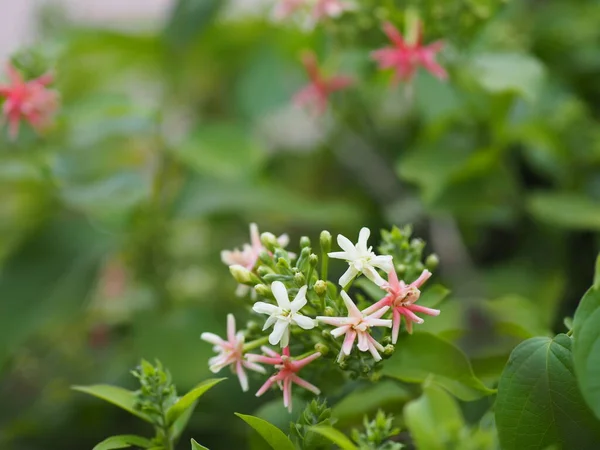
[337,234,357,255]
[243,360,266,374]
[327,251,349,260]
[293,313,316,330]
[235,361,249,392]
[357,227,370,253]
[200,332,224,346]
[271,281,291,310]
[227,314,236,342]
[331,324,351,338]
[338,266,358,287]
[290,374,321,395]
[252,302,279,316]
[340,291,362,319]
[357,331,369,351]
[290,285,308,312]
[342,329,357,355]
[262,314,278,331]
[269,320,289,346]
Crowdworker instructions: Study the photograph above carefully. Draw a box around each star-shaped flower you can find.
[201,314,266,392]
[371,21,447,85]
[252,282,316,347]
[0,63,59,140]
[317,291,392,361]
[363,269,439,343]
[293,51,353,115]
[328,227,393,287]
[248,346,321,412]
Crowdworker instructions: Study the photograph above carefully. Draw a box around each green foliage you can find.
[165,378,226,426]
[92,435,153,450]
[382,332,495,401]
[190,438,209,450]
[71,384,152,423]
[495,335,600,450]
[235,413,296,450]
[308,426,358,450]
[290,399,337,450]
[350,410,402,450]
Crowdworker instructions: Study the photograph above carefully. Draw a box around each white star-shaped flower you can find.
[252,281,316,347]
[328,227,393,287]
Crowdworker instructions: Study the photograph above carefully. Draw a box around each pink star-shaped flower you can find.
[201,314,266,392]
[371,21,447,85]
[293,51,353,115]
[248,346,321,412]
[363,269,439,343]
[0,63,59,140]
[317,290,392,362]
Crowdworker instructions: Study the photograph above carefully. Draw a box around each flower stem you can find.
[243,336,269,352]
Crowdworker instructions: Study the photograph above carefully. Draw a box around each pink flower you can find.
[363,269,439,343]
[273,0,305,20]
[371,21,447,85]
[221,223,290,271]
[311,0,351,21]
[201,314,266,392]
[0,63,58,140]
[317,291,392,362]
[293,51,353,115]
[248,346,321,412]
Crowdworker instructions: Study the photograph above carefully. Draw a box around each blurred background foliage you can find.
[1,0,599,448]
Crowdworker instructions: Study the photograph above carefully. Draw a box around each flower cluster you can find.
[202,224,442,411]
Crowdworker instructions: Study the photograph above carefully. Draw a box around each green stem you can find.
[320,252,329,281]
[243,336,270,352]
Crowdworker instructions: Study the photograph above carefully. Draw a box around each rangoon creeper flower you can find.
[221,223,290,296]
[311,0,351,21]
[317,291,392,361]
[328,227,393,287]
[363,269,439,343]
[248,346,321,412]
[252,282,315,347]
[0,63,59,139]
[294,51,353,116]
[200,314,266,392]
[273,0,351,23]
[371,21,447,85]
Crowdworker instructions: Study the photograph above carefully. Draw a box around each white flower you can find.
[252,281,315,347]
[328,227,393,287]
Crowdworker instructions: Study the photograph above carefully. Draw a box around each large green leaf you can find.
[166,378,226,426]
[573,281,600,419]
[382,332,495,401]
[72,385,152,423]
[92,435,152,450]
[164,0,221,48]
[404,382,465,450]
[190,438,209,450]
[235,413,296,450]
[470,52,546,101]
[307,426,357,450]
[496,334,600,450]
[527,192,600,230]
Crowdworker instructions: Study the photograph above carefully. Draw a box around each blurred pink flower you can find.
[221,223,290,271]
[311,0,351,21]
[294,51,353,115]
[0,63,58,140]
[248,346,321,412]
[364,269,439,343]
[371,21,447,85]
[273,0,305,21]
[317,290,391,362]
[201,314,266,392]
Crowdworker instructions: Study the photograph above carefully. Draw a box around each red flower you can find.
[293,51,353,115]
[0,63,58,139]
[371,21,447,85]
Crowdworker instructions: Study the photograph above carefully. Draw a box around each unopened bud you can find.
[230,265,260,285]
[396,264,407,274]
[381,335,392,345]
[259,250,273,266]
[300,236,311,248]
[309,253,318,267]
[276,257,290,270]
[254,283,272,297]
[257,266,271,277]
[324,306,335,316]
[426,254,439,270]
[411,238,424,251]
[321,329,331,339]
[294,272,306,286]
[314,280,327,296]
[369,371,382,382]
[338,360,348,370]
[383,344,395,357]
[260,232,278,251]
[320,230,332,253]
[314,343,329,356]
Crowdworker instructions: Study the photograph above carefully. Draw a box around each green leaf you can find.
[173,123,265,180]
[307,426,358,450]
[191,438,209,450]
[72,385,152,423]
[496,334,600,450]
[166,378,225,426]
[595,254,600,290]
[573,284,600,420]
[470,52,545,101]
[235,413,296,450]
[382,332,495,401]
[404,382,465,450]
[92,435,152,450]
[170,402,197,441]
[527,193,600,230]
[164,0,221,48]
[418,285,450,308]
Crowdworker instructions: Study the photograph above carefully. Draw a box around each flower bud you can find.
[396,263,407,274]
[314,343,329,356]
[321,329,331,339]
[411,238,424,251]
[294,272,306,286]
[426,254,439,270]
[338,360,348,370]
[319,230,332,253]
[256,266,271,277]
[300,236,311,248]
[259,250,274,266]
[309,253,318,267]
[314,280,327,296]
[381,335,392,345]
[229,265,260,285]
[383,344,395,357]
[276,257,291,270]
[324,306,335,316]
[369,371,382,382]
[254,283,272,297]
[260,232,278,251]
